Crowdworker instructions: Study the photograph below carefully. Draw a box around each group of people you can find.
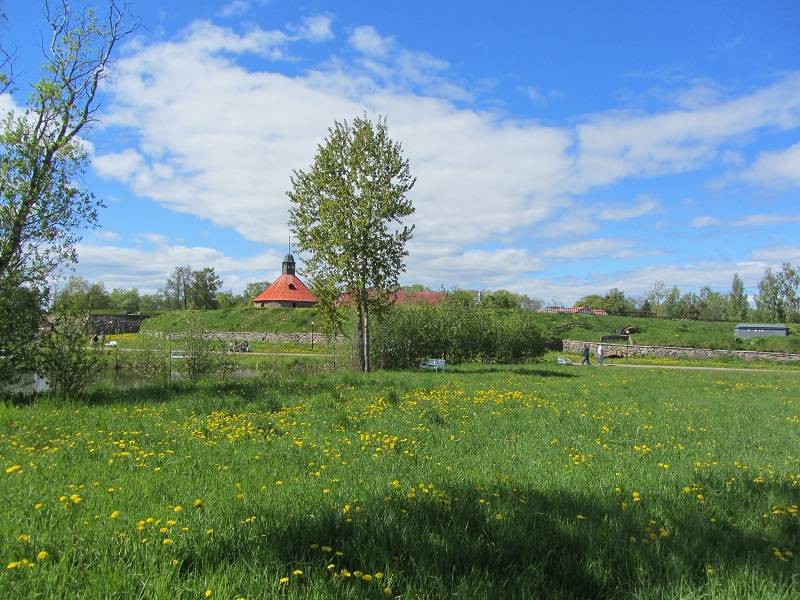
[580,343,605,366]
[229,340,250,353]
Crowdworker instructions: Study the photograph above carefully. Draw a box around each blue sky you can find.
[5,0,800,304]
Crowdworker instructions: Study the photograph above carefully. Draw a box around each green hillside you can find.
[138,307,800,353]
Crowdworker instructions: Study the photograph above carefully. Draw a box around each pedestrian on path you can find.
[580,343,591,365]
[597,344,605,366]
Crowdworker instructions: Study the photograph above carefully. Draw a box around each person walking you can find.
[580,343,591,365]
[597,343,605,366]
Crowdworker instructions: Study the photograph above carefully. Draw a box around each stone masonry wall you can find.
[88,314,151,334]
[563,339,800,363]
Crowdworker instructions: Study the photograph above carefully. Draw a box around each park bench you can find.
[419,358,446,372]
[557,356,573,365]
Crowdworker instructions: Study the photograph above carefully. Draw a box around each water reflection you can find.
[94,367,265,389]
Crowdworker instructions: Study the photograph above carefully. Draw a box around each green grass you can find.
[2,363,799,598]
[142,307,321,334]
[132,308,800,354]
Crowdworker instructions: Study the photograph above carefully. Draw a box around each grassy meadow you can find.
[2,362,799,599]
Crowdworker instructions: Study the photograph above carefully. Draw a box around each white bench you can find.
[557,356,573,365]
[419,358,446,372]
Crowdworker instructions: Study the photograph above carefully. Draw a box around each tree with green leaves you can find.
[36,312,103,396]
[0,0,138,384]
[727,273,749,322]
[162,265,223,310]
[288,114,416,372]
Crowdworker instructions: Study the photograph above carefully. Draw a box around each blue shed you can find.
[734,324,789,339]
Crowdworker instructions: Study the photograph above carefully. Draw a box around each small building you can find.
[253,254,316,308]
[734,323,789,339]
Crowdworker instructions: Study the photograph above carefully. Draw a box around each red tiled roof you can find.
[253,274,317,303]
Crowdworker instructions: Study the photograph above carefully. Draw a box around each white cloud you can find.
[220,1,250,18]
[737,142,800,189]
[83,18,800,304]
[348,25,392,57]
[691,212,800,228]
[574,74,800,191]
[596,196,659,221]
[74,242,287,294]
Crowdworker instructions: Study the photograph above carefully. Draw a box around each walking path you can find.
[604,363,800,374]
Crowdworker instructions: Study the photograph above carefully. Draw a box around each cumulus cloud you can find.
[348,25,392,57]
[79,15,800,302]
[737,142,800,189]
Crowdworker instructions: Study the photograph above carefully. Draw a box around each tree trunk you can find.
[362,301,371,373]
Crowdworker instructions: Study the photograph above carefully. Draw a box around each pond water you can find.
[94,367,266,389]
[4,367,267,395]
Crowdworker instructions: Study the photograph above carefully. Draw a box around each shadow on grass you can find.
[173,480,798,599]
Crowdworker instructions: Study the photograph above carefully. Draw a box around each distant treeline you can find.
[52,263,800,325]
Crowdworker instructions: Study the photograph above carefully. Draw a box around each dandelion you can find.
[363,574,373,581]
[17,534,30,542]
[163,539,172,545]
[293,569,303,576]
[205,591,212,597]
[110,511,120,519]
[37,551,49,560]
[279,577,289,584]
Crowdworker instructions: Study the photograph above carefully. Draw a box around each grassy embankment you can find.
[2,363,798,598]
[102,308,800,370]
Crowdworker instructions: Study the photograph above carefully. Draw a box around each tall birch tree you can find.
[288,115,416,372]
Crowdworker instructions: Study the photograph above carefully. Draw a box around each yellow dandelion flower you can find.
[36,551,49,560]
[279,577,289,584]
[293,569,303,576]
[375,572,384,579]
[162,539,172,545]
[174,505,182,512]
[17,534,30,542]
[110,511,120,519]
[322,545,332,552]
[7,562,20,569]
[194,499,202,507]
[205,591,212,597]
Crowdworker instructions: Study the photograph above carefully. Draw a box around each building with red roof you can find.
[253,254,317,308]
